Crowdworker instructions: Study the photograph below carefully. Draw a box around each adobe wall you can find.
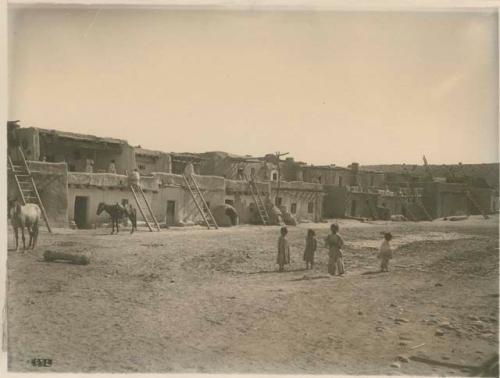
[271,181,323,222]
[225,179,271,223]
[322,185,347,218]
[37,134,133,175]
[68,187,136,227]
[67,173,157,227]
[8,161,69,228]
[346,192,378,218]
[442,192,468,217]
[281,159,303,182]
[152,173,226,225]
[357,171,386,188]
[68,172,205,227]
[95,145,134,175]
[303,167,355,186]
[492,196,499,212]
[403,201,430,221]
[469,187,496,214]
[135,152,172,174]
[377,194,402,216]
[421,182,493,218]
[15,127,40,161]
[199,155,276,181]
[303,167,336,185]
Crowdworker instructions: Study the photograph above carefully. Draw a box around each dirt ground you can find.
[6,215,499,374]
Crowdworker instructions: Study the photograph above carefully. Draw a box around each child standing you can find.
[277,226,291,272]
[324,223,345,276]
[379,232,393,272]
[303,229,317,270]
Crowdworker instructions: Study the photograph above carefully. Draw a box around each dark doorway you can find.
[225,207,238,226]
[166,200,176,226]
[350,200,357,217]
[74,196,89,229]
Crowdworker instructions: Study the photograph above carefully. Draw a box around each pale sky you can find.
[7,8,499,166]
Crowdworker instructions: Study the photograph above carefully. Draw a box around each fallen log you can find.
[410,355,476,370]
[291,275,331,281]
[43,250,90,265]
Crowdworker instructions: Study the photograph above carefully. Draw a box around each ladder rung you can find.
[12,148,52,233]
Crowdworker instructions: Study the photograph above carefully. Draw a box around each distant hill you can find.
[361,163,499,189]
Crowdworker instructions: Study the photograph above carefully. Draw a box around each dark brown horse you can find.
[96,202,136,234]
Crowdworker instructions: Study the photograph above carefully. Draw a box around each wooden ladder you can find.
[465,190,489,220]
[130,185,161,231]
[183,174,218,229]
[246,177,270,225]
[8,147,52,233]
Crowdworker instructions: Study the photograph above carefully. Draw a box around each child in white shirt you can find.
[379,232,393,272]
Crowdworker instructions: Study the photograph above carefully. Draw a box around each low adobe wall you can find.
[68,172,159,192]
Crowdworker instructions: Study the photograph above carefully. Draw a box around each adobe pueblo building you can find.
[7,121,499,231]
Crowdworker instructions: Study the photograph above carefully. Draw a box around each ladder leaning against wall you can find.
[183,174,218,229]
[130,184,161,231]
[465,190,489,220]
[8,146,52,233]
[400,198,416,221]
[245,175,270,225]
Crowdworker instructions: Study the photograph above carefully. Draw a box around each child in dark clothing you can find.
[303,229,317,270]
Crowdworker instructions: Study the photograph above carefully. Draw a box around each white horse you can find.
[9,200,41,251]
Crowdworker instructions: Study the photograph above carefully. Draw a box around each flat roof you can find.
[38,127,127,145]
[135,147,165,157]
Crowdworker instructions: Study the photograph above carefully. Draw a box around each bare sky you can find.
[8,8,499,166]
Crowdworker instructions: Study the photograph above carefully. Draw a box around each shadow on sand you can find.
[361,270,385,275]
[247,268,308,275]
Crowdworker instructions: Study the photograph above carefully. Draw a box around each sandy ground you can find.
[6,215,499,374]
